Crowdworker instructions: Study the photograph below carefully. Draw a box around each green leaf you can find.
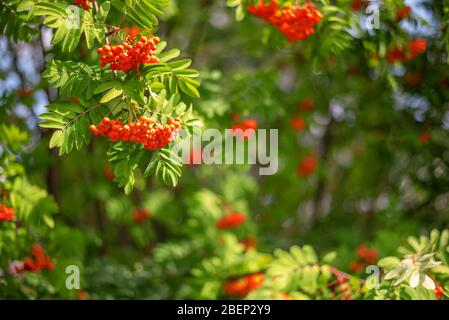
[178,78,200,98]
[43,60,102,100]
[322,251,337,264]
[82,10,96,49]
[123,81,145,105]
[40,102,101,155]
[144,151,159,176]
[159,49,181,63]
[143,148,183,187]
[39,112,69,124]
[98,1,111,21]
[43,214,55,229]
[169,59,192,70]
[94,81,122,94]
[47,102,84,114]
[175,69,200,77]
[32,2,82,52]
[109,0,169,31]
[40,120,65,129]
[150,81,165,92]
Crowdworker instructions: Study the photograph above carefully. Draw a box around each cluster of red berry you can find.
[0,204,15,222]
[89,116,181,151]
[296,155,318,177]
[349,244,378,272]
[356,244,377,264]
[224,273,265,297]
[248,0,323,42]
[387,39,427,63]
[216,212,247,230]
[97,35,160,72]
[230,118,258,141]
[396,6,411,21]
[23,244,54,272]
[132,208,151,224]
[12,244,54,273]
[74,0,93,11]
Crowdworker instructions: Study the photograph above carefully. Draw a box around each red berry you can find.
[435,284,445,300]
[386,47,406,63]
[356,244,377,264]
[349,0,367,11]
[349,262,364,272]
[0,204,15,222]
[291,116,306,132]
[296,155,317,177]
[241,236,257,250]
[407,38,427,60]
[419,132,430,145]
[132,208,151,224]
[216,212,246,229]
[224,273,264,297]
[231,118,258,140]
[386,39,427,64]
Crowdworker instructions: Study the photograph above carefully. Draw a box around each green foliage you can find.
[0,124,29,154]
[0,0,38,42]
[26,0,110,52]
[143,41,201,98]
[375,230,449,299]
[39,102,106,155]
[248,245,333,299]
[0,130,58,271]
[107,143,182,194]
[31,0,200,189]
[314,2,355,57]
